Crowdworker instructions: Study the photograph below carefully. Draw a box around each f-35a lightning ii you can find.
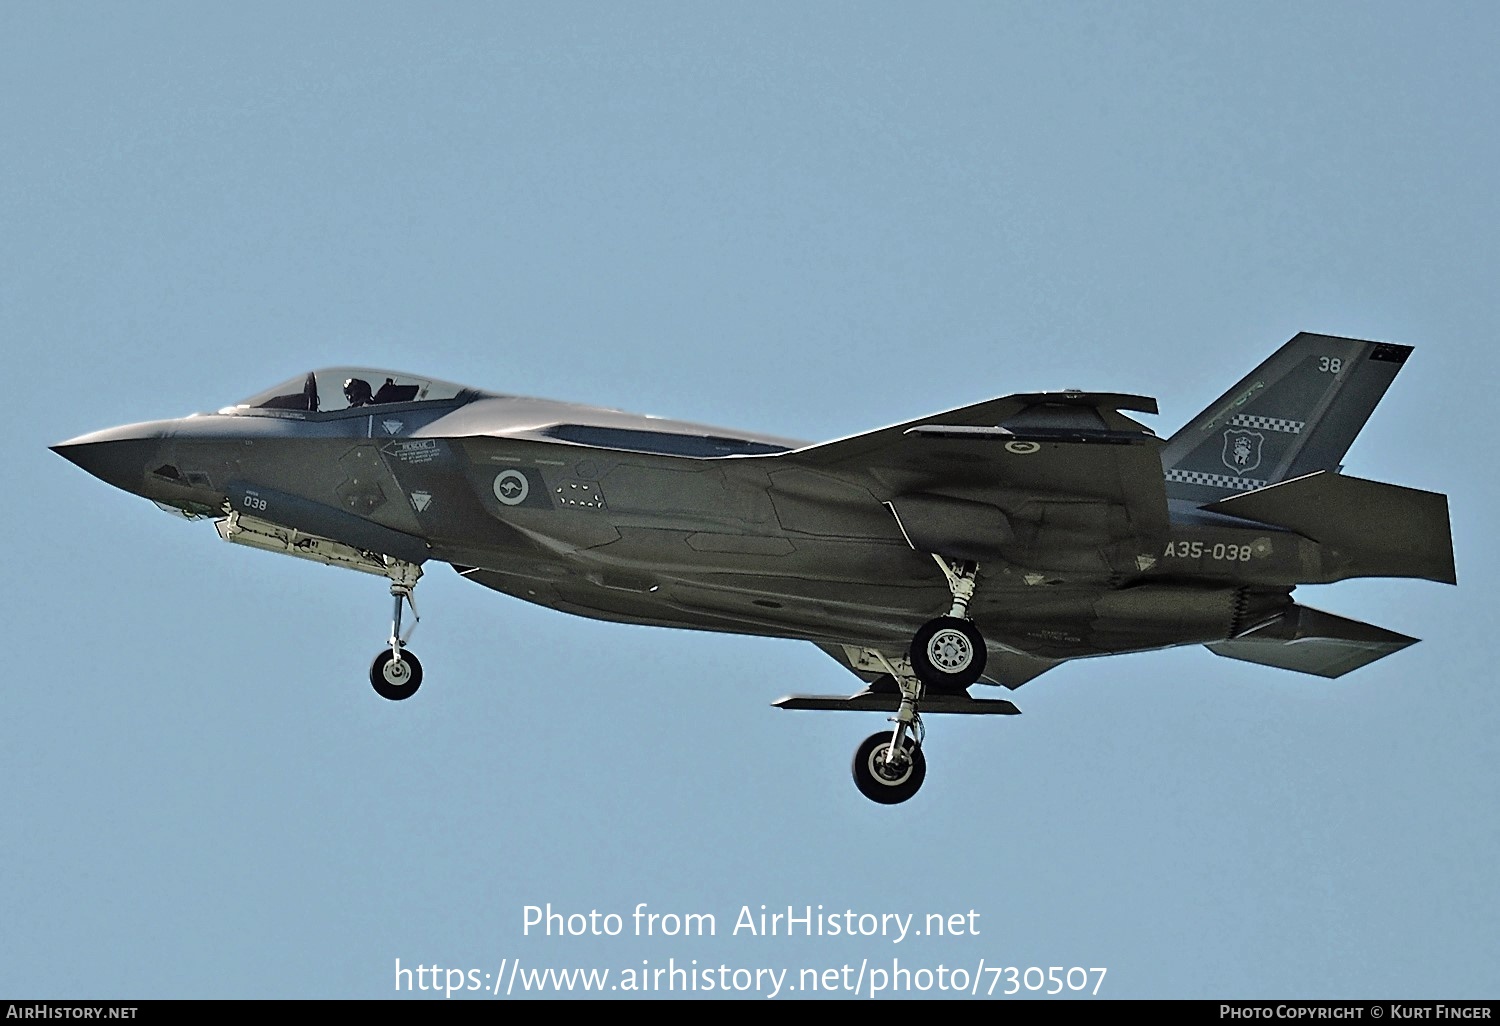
[52,333,1455,803]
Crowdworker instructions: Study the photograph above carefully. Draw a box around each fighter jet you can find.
[52,333,1455,804]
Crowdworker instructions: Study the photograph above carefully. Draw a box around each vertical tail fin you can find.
[1161,333,1412,503]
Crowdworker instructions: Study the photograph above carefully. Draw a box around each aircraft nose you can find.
[51,427,168,496]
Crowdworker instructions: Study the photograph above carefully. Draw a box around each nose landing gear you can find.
[369,559,423,701]
[371,646,422,700]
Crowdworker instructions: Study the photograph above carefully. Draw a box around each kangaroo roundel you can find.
[493,469,529,505]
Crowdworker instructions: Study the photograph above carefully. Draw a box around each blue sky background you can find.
[4,1,1495,1000]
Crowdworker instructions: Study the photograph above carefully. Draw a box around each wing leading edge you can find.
[783,391,1170,553]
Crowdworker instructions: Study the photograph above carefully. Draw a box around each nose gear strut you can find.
[369,559,424,701]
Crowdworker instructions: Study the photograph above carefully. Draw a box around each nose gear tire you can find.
[370,649,423,701]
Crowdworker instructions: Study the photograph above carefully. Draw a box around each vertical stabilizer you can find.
[1161,333,1411,504]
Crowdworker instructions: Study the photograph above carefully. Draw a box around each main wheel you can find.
[909,615,987,689]
[852,731,927,804]
[370,648,423,701]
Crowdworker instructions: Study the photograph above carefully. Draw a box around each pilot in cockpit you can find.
[343,377,373,408]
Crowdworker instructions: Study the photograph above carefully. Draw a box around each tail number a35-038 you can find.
[1163,541,1258,561]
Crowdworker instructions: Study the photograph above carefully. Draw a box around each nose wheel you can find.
[369,559,424,701]
[371,647,423,700]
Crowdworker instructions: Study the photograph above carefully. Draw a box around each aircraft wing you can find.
[791,391,1159,464]
[783,392,1169,559]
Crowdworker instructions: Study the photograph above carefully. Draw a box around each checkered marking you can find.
[1231,413,1303,434]
[1165,469,1267,491]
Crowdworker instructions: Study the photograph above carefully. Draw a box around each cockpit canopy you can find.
[220,368,478,416]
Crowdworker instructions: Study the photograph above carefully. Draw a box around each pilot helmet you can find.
[343,377,372,406]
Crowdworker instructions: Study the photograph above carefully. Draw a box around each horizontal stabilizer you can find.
[1205,471,1456,585]
[1206,605,1417,678]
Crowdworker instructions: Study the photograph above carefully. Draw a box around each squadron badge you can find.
[1221,429,1264,474]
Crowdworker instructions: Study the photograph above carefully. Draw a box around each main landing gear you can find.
[369,559,424,701]
[772,562,1019,803]
[909,558,987,689]
[851,667,928,804]
[847,559,992,804]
